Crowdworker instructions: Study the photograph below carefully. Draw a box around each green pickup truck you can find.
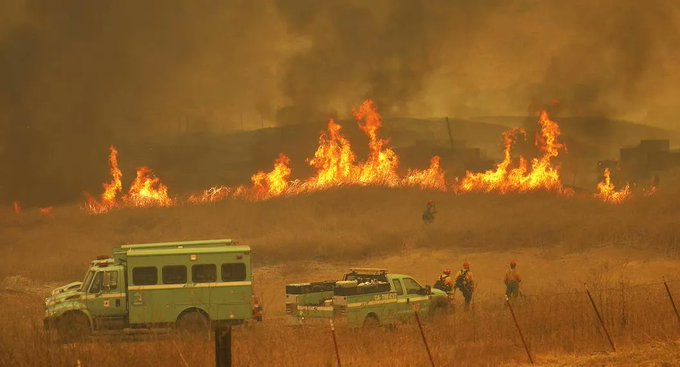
[285,268,449,328]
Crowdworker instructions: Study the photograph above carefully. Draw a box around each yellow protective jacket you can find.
[504,269,521,285]
[455,269,475,291]
[439,274,453,288]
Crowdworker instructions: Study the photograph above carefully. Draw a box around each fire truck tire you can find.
[363,313,380,329]
[176,309,210,335]
[56,312,90,342]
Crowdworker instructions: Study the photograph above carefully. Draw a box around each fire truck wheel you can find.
[176,310,210,335]
[362,314,380,329]
[56,312,90,342]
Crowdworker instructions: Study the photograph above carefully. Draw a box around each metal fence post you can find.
[505,296,534,365]
[330,320,342,367]
[585,284,616,352]
[215,326,232,367]
[412,304,435,367]
[663,277,680,325]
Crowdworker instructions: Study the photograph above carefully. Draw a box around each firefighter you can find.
[434,268,453,293]
[504,260,521,298]
[422,200,437,224]
[455,261,474,311]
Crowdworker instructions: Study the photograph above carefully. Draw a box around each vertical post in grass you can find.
[215,325,232,367]
[505,296,534,365]
[412,304,436,367]
[330,320,342,367]
[585,284,616,352]
[663,277,680,325]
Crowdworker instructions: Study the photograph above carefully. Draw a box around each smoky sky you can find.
[1,0,680,205]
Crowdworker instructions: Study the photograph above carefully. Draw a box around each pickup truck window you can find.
[162,265,187,284]
[392,279,404,295]
[192,264,217,283]
[221,263,246,282]
[402,277,422,295]
[132,267,158,286]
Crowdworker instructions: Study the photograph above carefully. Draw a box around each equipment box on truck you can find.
[286,268,448,328]
[44,239,262,340]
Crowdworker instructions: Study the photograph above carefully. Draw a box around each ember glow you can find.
[457,110,567,194]
[595,168,631,204]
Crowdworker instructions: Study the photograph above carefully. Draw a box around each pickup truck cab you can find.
[286,268,448,328]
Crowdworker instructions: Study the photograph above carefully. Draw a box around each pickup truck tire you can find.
[56,312,90,342]
[363,313,380,329]
[176,310,210,335]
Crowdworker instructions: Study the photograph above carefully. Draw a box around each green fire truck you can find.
[285,268,449,328]
[44,239,261,339]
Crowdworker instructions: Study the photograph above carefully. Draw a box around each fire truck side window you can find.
[221,263,246,282]
[89,272,103,293]
[192,264,217,283]
[162,265,187,284]
[132,267,158,286]
[104,270,118,290]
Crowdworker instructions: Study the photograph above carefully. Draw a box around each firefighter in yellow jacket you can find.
[454,262,475,311]
[504,260,521,298]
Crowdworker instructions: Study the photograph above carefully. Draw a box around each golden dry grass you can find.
[2,179,680,366]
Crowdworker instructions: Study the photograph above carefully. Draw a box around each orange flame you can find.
[122,167,174,208]
[403,156,447,191]
[84,146,123,214]
[12,200,21,215]
[457,110,566,194]
[39,207,54,216]
[354,100,400,186]
[304,119,358,189]
[248,154,292,200]
[595,168,631,204]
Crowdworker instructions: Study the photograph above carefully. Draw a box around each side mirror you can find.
[425,285,432,295]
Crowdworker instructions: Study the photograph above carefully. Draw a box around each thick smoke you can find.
[1,0,680,205]
[0,0,285,205]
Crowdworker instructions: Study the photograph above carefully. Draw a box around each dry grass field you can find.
[2,180,680,366]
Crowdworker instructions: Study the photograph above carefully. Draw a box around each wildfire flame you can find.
[457,110,566,194]
[122,167,174,208]
[76,100,657,214]
[353,100,400,186]
[12,200,21,215]
[83,146,173,213]
[595,168,631,204]
[39,207,54,216]
[403,156,447,191]
[247,154,292,200]
[84,146,123,214]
